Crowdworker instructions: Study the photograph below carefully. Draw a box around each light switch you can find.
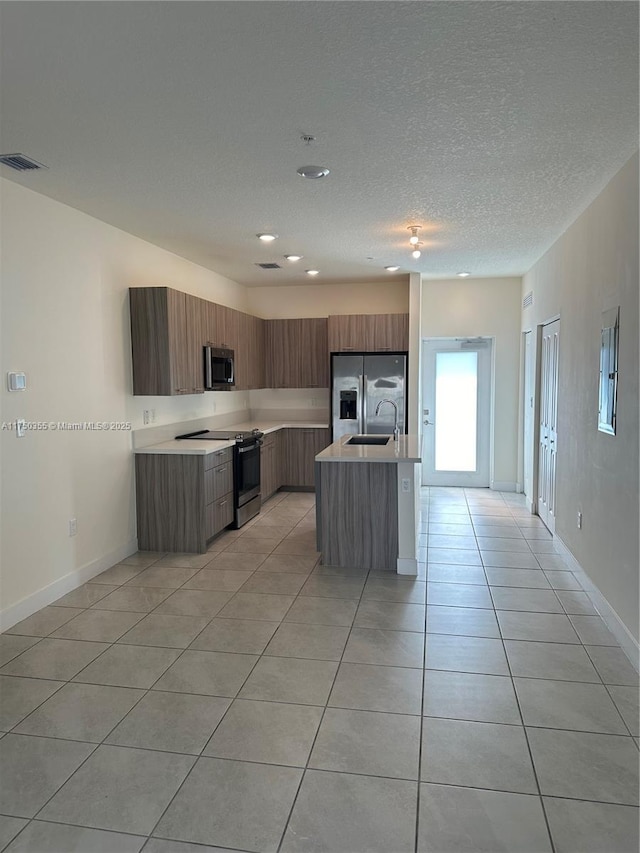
[7,372,27,391]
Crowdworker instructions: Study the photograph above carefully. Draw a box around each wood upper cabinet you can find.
[234,311,250,391]
[327,313,409,353]
[282,428,331,487]
[265,318,329,389]
[248,315,266,390]
[205,302,238,350]
[130,287,205,396]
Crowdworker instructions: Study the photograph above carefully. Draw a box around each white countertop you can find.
[134,420,329,455]
[316,434,421,463]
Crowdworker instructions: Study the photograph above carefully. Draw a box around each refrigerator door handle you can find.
[357,374,364,434]
[362,375,368,434]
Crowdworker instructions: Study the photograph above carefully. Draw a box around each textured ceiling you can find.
[0,1,637,286]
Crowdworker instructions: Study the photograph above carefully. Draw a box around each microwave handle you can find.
[228,357,234,385]
[204,347,212,389]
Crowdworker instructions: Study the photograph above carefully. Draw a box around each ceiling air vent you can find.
[523,291,534,309]
[0,153,48,172]
[255,262,281,270]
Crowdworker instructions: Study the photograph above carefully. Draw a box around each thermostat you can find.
[7,372,27,391]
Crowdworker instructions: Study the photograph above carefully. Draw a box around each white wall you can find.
[421,277,523,488]
[249,280,409,319]
[0,180,249,620]
[522,152,639,643]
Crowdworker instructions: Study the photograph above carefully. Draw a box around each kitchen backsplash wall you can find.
[126,389,251,431]
[248,388,329,413]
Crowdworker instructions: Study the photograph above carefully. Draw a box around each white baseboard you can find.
[555,535,640,672]
[490,481,517,492]
[0,538,139,632]
[397,557,418,576]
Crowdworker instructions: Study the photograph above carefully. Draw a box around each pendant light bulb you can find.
[411,248,422,259]
[408,225,421,245]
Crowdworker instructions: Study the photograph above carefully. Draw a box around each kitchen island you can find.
[315,434,422,575]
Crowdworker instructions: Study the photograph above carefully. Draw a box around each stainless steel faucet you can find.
[375,399,401,441]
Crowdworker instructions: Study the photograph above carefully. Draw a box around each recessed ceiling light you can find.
[297,165,330,179]
[284,254,303,262]
[457,271,471,277]
[306,269,320,276]
[385,266,400,272]
[257,233,278,242]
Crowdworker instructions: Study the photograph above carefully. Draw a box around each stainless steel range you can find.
[175,428,264,528]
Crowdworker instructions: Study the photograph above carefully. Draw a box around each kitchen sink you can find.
[346,435,390,446]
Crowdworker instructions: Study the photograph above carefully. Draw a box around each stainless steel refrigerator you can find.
[331,353,408,440]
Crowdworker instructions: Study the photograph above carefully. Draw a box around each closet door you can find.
[538,319,560,532]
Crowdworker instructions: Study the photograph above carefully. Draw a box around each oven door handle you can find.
[237,444,259,454]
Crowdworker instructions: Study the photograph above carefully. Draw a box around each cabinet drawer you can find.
[205,492,234,538]
[204,446,233,470]
[205,463,234,503]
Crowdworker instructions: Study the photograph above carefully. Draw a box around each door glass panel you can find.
[434,351,478,471]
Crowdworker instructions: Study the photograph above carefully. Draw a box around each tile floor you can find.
[0,487,638,852]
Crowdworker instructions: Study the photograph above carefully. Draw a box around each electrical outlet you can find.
[150,408,157,423]
[577,511,583,529]
[68,518,77,536]
[310,397,317,407]
[143,410,150,425]
[401,478,411,493]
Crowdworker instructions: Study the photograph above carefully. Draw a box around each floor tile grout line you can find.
[276,558,372,853]
[414,501,429,853]
[122,496,315,849]
[465,487,558,853]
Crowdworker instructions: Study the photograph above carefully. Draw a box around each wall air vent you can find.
[0,153,48,172]
[255,262,281,269]
[523,291,534,309]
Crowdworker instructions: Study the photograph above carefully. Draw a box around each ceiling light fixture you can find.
[284,254,303,261]
[457,271,471,277]
[297,165,330,179]
[385,266,400,272]
[306,269,320,276]
[408,225,421,245]
[411,248,422,260]
[257,233,278,242]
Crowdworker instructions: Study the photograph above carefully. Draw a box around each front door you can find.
[421,338,492,487]
[538,319,560,532]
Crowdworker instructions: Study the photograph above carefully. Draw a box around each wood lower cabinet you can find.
[260,432,278,500]
[130,287,206,396]
[135,447,234,553]
[282,428,331,487]
[265,318,329,388]
[328,313,409,353]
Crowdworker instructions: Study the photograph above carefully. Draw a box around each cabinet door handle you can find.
[219,500,227,506]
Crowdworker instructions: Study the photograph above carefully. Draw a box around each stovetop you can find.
[175,428,263,443]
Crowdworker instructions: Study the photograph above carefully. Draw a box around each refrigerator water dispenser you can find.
[339,390,358,419]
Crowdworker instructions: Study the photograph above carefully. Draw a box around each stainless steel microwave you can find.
[204,345,235,390]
